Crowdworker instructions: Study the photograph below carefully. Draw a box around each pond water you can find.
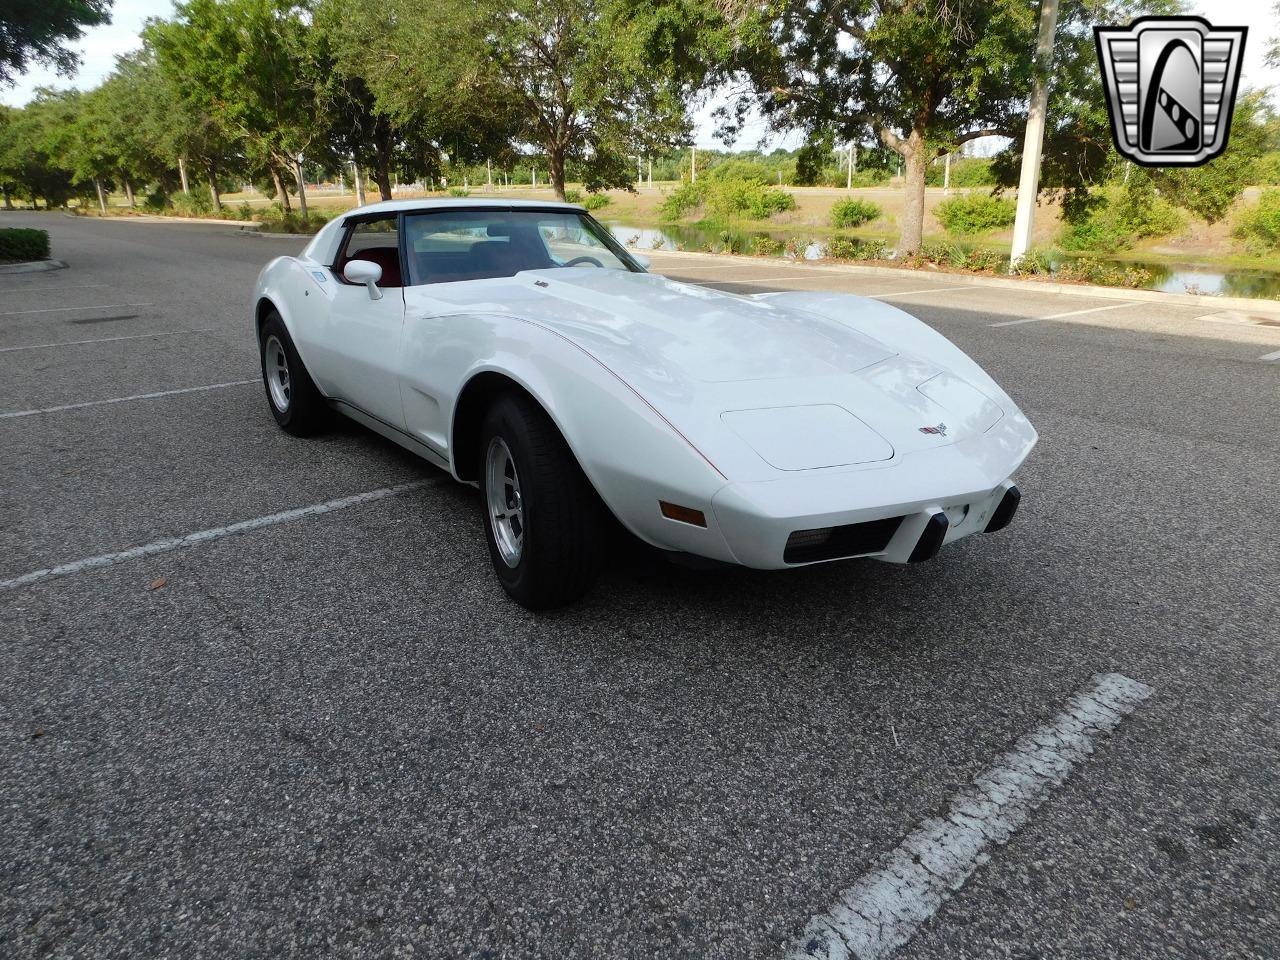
[606,223,1280,301]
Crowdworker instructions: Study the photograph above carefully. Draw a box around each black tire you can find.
[479,393,604,609]
[259,311,327,435]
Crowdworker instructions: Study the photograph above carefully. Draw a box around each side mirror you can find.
[632,253,651,271]
[343,259,384,300]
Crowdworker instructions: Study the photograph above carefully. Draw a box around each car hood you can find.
[416,267,898,384]
[410,268,1007,481]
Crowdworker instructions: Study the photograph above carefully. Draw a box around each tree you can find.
[481,0,712,199]
[723,0,1171,255]
[0,89,82,207]
[147,0,319,216]
[0,0,112,85]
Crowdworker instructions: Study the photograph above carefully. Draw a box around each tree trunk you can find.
[896,132,928,256]
[548,145,567,202]
[271,167,291,213]
[293,158,308,221]
[179,156,190,194]
[94,177,107,214]
[123,178,136,209]
[207,165,222,211]
[374,162,392,202]
[2,185,12,210]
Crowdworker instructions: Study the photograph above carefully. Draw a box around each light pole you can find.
[1009,0,1061,269]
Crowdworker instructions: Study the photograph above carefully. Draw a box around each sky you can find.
[3,0,1277,150]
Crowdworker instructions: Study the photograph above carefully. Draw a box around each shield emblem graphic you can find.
[1095,17,1247,167]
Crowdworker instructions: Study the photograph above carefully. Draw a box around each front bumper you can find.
[704,428,1033,569]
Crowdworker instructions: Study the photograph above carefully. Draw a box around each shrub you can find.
[752,236,783,256]
[234,202,255,221]
[0,227,50,262]
[826,236,889,260]
[583,193,611,211]
[659,181,704,220]
[1010,249,1054,276]
[563,189,583,204]
[1056,258,1154,289]
[172,192,213,217]
[925,157,997,188]
[447,186,470,198]
[1059,180,1183,253]
[830,197,881,228]
[918,239,969,267]
[935,193,1017,235]
[1232,189,1280,253]
[142,188,170,213]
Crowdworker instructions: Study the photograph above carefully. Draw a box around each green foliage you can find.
[752,236,783,256]
[830,197,881,228]
[660,178,794,222]
[659,181,704,220]
[0,228,51,262]
[925,158,996,187]
[934,194,1016,235]
[1059,179,1183,253]
[1258,153,1280,186]
[1010,249,1054,276]
[1056,258,1154,289]
[582,193,611,211]
[916,240,1004,271]
[563,189,583,203]
[0,0,111,85]
[447,186,470,197]
[826,237,889,260]
[1233,190,1280,254]
[172,191,214,216]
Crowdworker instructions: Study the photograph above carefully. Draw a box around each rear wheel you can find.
[479,394,604,609]
[259,311,326,435]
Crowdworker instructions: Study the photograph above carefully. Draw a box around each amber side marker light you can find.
[659,501,707,527]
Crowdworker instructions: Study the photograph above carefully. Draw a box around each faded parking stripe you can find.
[1,379,257,419]
[0,481,431,591]
[787,673,1154,960]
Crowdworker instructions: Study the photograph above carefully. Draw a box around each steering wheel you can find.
[563,255,604,268]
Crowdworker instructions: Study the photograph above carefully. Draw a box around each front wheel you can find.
[479,394,604,609]
[259,311,327,435]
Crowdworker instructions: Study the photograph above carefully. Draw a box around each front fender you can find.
[405,312,736,561]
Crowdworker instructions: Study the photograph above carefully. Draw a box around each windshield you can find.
[402,209,640,286]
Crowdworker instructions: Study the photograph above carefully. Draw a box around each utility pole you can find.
[637,155,642,189]
[847,143,853,190]
[352,160,365,206]
[487,159,493,190]
[648,157,652,188]
[1009,0,1061,268]
[944,153,951,192]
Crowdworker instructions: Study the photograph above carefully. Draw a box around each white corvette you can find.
[253,199,1036,608]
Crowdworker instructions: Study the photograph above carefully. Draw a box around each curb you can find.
[65,212,263,230]
[0,259,69,275]
[644,248,1280,315]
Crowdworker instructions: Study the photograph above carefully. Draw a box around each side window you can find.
[335,216,403,288]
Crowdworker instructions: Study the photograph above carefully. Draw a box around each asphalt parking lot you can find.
[2,211,1277,959]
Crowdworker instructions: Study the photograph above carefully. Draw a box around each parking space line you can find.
[1259,349,1280,362]
[990,301,1141,327]
[0,481,431,592]
[787,673,1154,960]
[0,329,213,353]
[0,302,153,317]
[0,283,110,292]
[700,276,832,285]
[1,379,257,419]
[867,285,973,299]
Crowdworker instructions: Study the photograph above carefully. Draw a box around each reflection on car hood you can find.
[416,267,897,384]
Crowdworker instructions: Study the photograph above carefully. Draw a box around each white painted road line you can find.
[702,276,832,285]
[0,302,153,317]
[1259,349,1280,362]
[0,379,257,419]
[787,672,1154,960]
[0,329,213,353]
[868,285,972,300]
[0,283,110,292]
[0,481,430,592]
[990,301,1141,327]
